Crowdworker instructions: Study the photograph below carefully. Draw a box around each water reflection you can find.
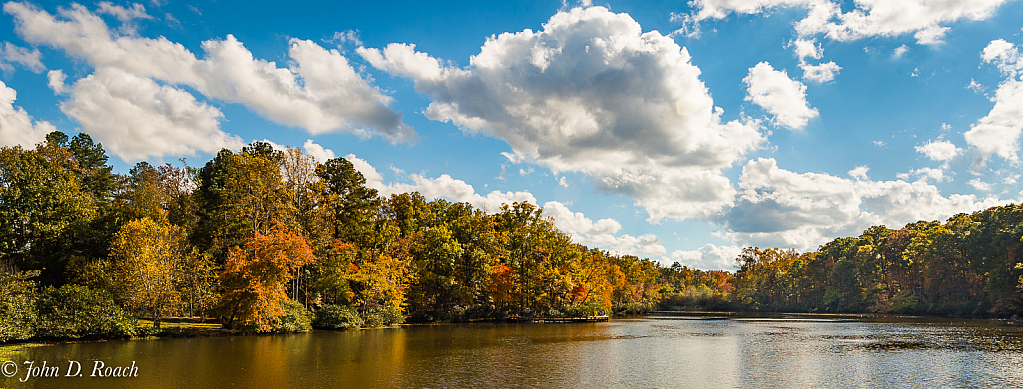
[4,316,1022,388]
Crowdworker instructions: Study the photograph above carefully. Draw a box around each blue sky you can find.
[2,0,1022,269]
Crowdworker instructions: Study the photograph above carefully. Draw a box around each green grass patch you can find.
[137,319,222,330]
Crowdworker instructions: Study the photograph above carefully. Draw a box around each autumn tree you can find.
[497,202,578,313]
[219,222,315,332]
[194,143,296,262]
[109,217,185,327]
[176,248,219,319]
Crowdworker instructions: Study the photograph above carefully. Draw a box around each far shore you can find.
[3,311,1018,357]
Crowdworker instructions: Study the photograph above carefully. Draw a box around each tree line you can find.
[728,206,1023,316]
[2,132,1022,341]
[0,132,664,339]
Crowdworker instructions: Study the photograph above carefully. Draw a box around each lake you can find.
[4,314,1023,388]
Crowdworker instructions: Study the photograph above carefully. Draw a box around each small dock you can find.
[506,315,609,323]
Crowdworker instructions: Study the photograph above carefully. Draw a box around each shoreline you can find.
[652,310,1022,324]
[3,311,1018,355]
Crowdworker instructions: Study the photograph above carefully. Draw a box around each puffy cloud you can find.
[46,69,67,93]
[791,38,821,60]
[683,0,1011,45]
[543,200,621,236]
[798,61,840,83]
[893,44,909,58]
[255,139,285,152]
[359,6,764,221]
[719,158,1005,251]
[848,165,868,180]
[4,1,414,144]
[686,0,818,22]
[966,40,1023,165]
[0,80,55,147]
[983,39,1022,77]
[601,234,668,258]
[915,139,961,161]
[599,168,738,222]
[723,158,872,238]
[968,178,992,191]
[743,62,818,130]
[911,167,948,183]
[302,139,335,163]
[858,180,1005,228]
[0,41,43,72]
[913,26,949,45]
[60,67,242,161]
[347,153,536,213]
[344,153,384,187]
[669,244,742,270]
[543,200,667,257]
[95,1,151,22]
[203,37,413,140]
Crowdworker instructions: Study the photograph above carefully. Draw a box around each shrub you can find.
[362,305,404,327]
[463,304,503,320]
[313,305,363,330]
[0,271,39,342]
[541,309,564,318]
[36,284,137,339]
[612,300,656,315]
[562,302,606,317]
[272,299,313,333]
[444,305,504,322]
[443,305,467,321]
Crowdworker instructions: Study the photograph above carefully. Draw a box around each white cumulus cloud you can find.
[95,1,151,23]
[848,165,869,180]
[543,200,667,257]
[683,0,1011,45]
[968,178,992,191]
[60,67,242,161]
[719,158,1005,251]
[0,80,56,147]
[982,39,1023,77]
[46,69,67,93]
[669,244,743,270]
[911,167,948,183]
[744,62,819,130]
[799,61,841,83]
[4,1,414,151]
[966,39,1023,165]
[916,139,961,162]
[359,6,765,221]
[791,38,822,60]
[347,153,536,213]
[302,139,335,163]
[0,41,43,72]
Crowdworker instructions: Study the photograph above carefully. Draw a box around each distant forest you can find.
[2,132,1022,340]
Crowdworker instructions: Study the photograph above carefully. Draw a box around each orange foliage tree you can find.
[219,222,314,331]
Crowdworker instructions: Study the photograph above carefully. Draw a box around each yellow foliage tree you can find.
[110,217,184,327]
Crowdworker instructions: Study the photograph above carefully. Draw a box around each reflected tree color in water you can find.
[4,315,1023,388]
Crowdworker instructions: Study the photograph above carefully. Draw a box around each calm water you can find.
[3,315,1023,388]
